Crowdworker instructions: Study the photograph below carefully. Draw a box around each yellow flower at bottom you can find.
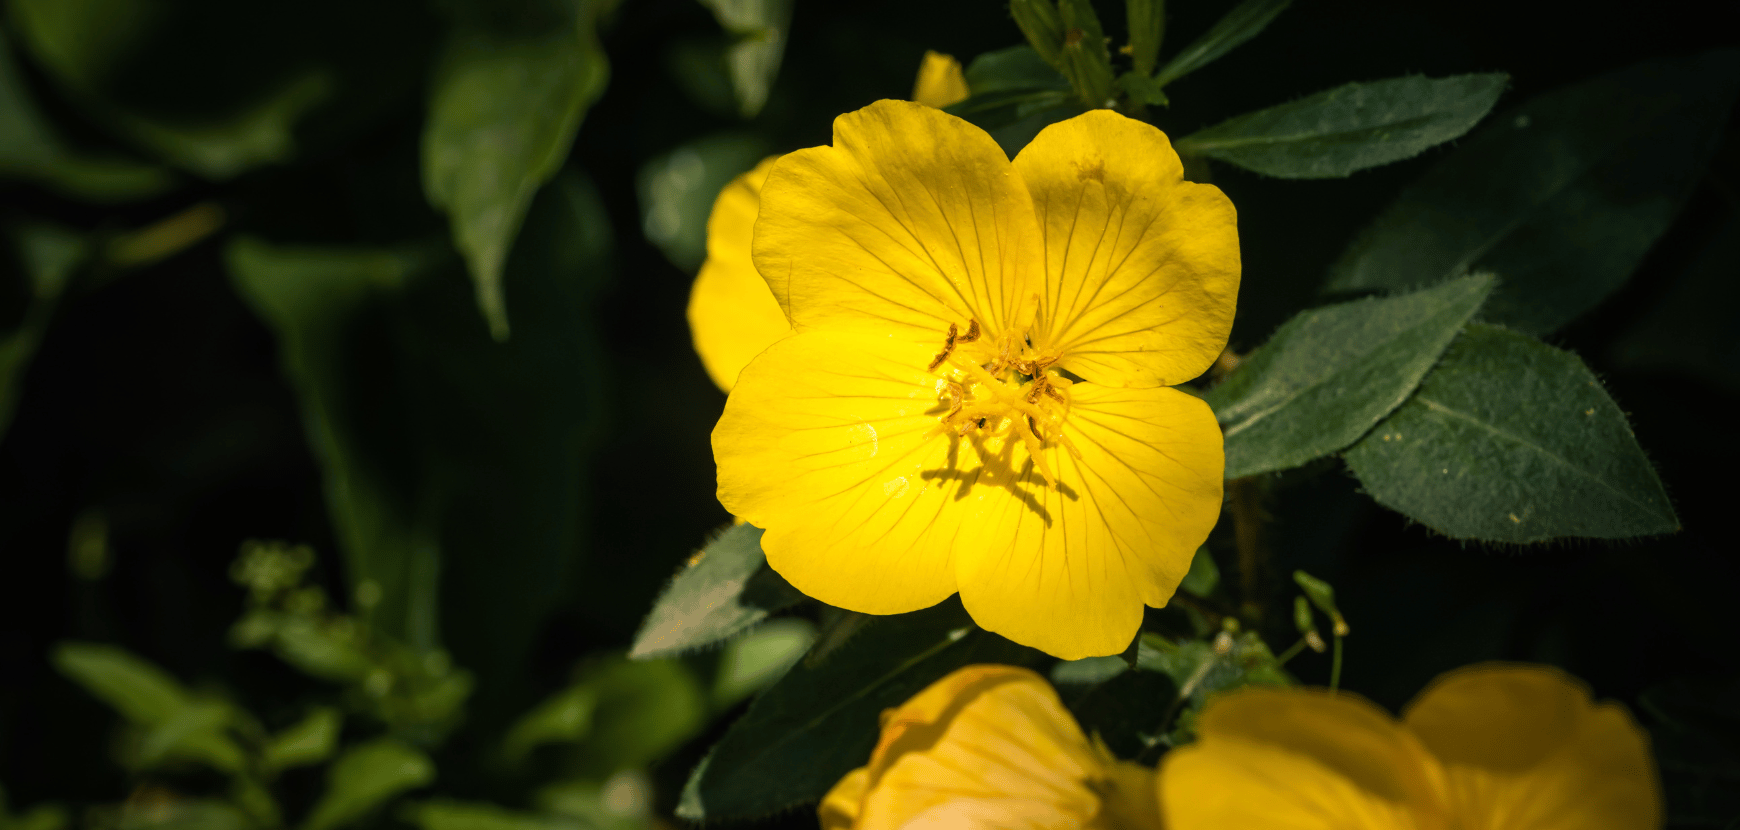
[820,664,1161,830]
[713,101,1238,659]
[911,51,970,108]
[1160,663,1662,829]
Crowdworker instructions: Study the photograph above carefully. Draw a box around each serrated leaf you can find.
[423,18,609,339]
[1207,274,1494,478]
[301,739,434,830]
[1152,0,1291,88]
[699,0,792,119]
[1176,74,1507,178]
[1344,324,1677,542]
[676,600,1044,820]
[629,523,804,659]
[1326,49,1740,334]
[52,641,190,726]
[263,707,341,774]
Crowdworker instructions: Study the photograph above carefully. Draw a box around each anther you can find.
[928,322,958,372]
[958,320,980,343]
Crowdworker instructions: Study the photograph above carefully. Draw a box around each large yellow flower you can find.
[820,664,1162,830]
[1161,663,1662,829]
[712,100,1238,659]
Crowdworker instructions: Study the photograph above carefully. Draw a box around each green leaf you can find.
[1207,274,1494,478]
[109,800,252,830]
[636,133,770,272]
[1175,74,1507,178]
[628,523,805,659]
[944,88,1083,158]
[535,776,658,830]
[566,656,708,777]
[423,16,609,339]
[500,684,599,764]
[51,641,190,726]
[0,31,172,201]
[1055,656,1177,759]
[1137,631,1292,742]
[116,71,332,180]
[408,801,587,830]
[1179,546,1220,597]
[963,45,1069,95]
[1343,324,1677,543]
[1,222,88,439]
[676,600,1044,821]
[301,739,434,830]
[1611,212,1740,395]
[1326,50,1740,334]
[263,707,342,774]
[136,699,246,773]
[698,0,792,119]
[712,618,816,708]
[1152,0,1291,88]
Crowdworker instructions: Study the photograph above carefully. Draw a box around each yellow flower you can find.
[820,664,1162,830]
[1160,663,1662,829]
[911,51,970,109]
[712,100,1238,659]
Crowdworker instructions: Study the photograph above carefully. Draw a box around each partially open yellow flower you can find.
[712,101,1238,659]
[820,664,1162,830]
[687,156,789,391]
[1160,663,1661,829]
[911,51,970,109]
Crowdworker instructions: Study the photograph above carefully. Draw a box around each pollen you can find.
[925,319,1078,488]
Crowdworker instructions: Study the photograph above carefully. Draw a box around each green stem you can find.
[1329,634,1344,693]
[1274,637,1308,665]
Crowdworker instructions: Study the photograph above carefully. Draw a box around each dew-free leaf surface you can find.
[1152,0,1292,88]
[1176,74,1507,178]
[1327,49,1740,334]
[1207,274,1493,478]
[302,739,434,830]
[630,523,805,659]
[1344,324,1677,543]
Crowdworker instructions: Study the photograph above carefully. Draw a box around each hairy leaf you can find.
[629,523,805,659]
[1344,324,1677,542]
[1176,74,1507,178]
[1327,49,1740,333]
[1209,274,1492,478]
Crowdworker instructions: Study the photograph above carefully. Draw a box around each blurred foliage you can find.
[0,1,1736,829]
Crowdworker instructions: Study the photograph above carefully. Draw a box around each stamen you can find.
[928,322,959,372]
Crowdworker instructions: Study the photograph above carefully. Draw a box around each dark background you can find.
[2,0,1736,824]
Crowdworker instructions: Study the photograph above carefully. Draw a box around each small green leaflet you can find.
[1344,324,1677,543]
[1326,49,1740,334]
[676,601,1043,820]
[1208,274,1493,479]
[629,523,806,659]
[1152,0,1292,88]
[423,15,610,339]
[302,739,435,830]
[1176,74,1507,179]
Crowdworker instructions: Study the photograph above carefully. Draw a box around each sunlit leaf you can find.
[1207,274,1493,478]
[698,0,791,119]
[1175,74,1507,178]
[1152,0,1291,88]
[676,600,1045,821]
[1344,324,1678,542]
[301,739,434,830]
[712,618,816,708]
[629,523,805,660]
[1326,49,1740,334]
[422,13,609,339]
[263,707,342,774]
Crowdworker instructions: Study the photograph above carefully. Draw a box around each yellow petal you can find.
[852,665,1110,830]
[955,385,1224,659]
[911,51,970,109]
[819,767,870,830]
[687,155,791,392]
[1402,663,1661,830]
[1162,688,1449,830]
[713,330,969,615]
[1014,110,1240,388]
[752,100,1040,342]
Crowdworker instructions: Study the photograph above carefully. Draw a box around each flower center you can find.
[927,318,1079,488]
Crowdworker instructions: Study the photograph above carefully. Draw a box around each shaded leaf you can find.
[712,618,816,708]
[302,739,434,830]
[565,656,708,777]
[676,600,1045,821]
[51,641,189,726]
[1137,632,1292,743]
[698,0,791,119]
[500,684,599,764]
[1152,0,1291,88]
[944,88,1083,158]
[1326,49,1740,334]
[1176,73,1507,178]
[422,15,609,339]
[629,523,804,660]
[1179,546,1220,598]
[263,707,342,774]
[1344,324,1677,542]
[1,222,87,439]
[636,133,769,272]
[1207,274,1493,478]
[1054,658,1177,759]
[409,801,587,830]
[116,71,331,180]
[963,45,1068,95]
[1611,212,1740,395]
[137,699,245,773]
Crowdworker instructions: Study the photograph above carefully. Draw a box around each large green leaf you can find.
[698,0,791,119]
[422,12,609,340]
[1152,0,1291,88]
[1175,74,1507,179]
[1344,324,1677,543]
[676,600,1045,821]
[52,641,189,726]
[302,739,434,830]
[1326,50,1740,334]
[628,523,805,660]
[1207,274,1493,478]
